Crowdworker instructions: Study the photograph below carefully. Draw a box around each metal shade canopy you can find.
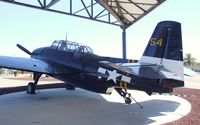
[97,0,166,29]
[0,0,166,58]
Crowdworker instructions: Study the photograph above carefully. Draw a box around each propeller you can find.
[16,44,32,55]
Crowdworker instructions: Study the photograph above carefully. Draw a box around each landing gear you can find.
[26,73,42,94]
[115,88,143,108]
[27,82,36,94]
[115,88,131,104]
[125,97,132,104]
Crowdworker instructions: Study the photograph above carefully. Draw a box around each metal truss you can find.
[0,0,165,29]
[0,0,120,26]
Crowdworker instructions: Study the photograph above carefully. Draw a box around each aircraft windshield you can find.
[51,40,93,54]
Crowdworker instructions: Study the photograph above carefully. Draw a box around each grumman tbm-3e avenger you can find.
[0,21,184,105]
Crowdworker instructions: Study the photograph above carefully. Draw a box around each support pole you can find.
[122,27,126,59]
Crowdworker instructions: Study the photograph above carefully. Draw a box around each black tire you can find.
[65,84,76,90]
[125,97,132,104]
[27,82,36,94]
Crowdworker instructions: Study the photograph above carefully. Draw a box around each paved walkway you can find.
[0,76,61,87]
[184,74,200,89]
[0,76,191,125]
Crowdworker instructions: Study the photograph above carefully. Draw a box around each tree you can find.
[184,53,196,67]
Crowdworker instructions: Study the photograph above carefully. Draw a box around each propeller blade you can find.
[16,44,32,55]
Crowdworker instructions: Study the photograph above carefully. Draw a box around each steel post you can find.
[122,27,126,59]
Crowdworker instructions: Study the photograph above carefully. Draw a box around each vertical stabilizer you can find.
[140,21,184,80]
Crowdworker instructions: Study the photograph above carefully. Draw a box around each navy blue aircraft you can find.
[0,21,184,104]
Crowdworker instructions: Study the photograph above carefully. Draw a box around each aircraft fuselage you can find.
[30,47,177,95]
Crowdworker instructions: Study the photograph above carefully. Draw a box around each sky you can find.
[0,0,200,61]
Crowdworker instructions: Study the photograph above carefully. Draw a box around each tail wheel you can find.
[27,82,36,94]
[125,97,132,104]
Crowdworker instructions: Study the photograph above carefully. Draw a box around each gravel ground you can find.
[164,87,200,125]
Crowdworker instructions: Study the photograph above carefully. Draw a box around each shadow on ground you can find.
[0,88,180,125]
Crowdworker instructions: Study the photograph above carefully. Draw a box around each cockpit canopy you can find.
[51,40,93,54]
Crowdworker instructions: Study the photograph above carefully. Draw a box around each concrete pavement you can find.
[0,87,191,125]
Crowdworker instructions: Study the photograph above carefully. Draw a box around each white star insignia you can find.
[97,67,132,84]
[107,70,121,84]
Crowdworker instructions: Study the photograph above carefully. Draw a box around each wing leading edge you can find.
[0,56,54,74]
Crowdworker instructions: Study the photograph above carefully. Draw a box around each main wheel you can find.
[65,84,76,90]
[125,97,132,104]
[27,82,36,94]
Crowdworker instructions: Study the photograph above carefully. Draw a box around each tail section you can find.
[140,21,184,80]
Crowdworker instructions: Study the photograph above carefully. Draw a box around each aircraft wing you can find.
[0,56,53,74]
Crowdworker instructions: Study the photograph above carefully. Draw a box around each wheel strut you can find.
[115,88,143,108]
